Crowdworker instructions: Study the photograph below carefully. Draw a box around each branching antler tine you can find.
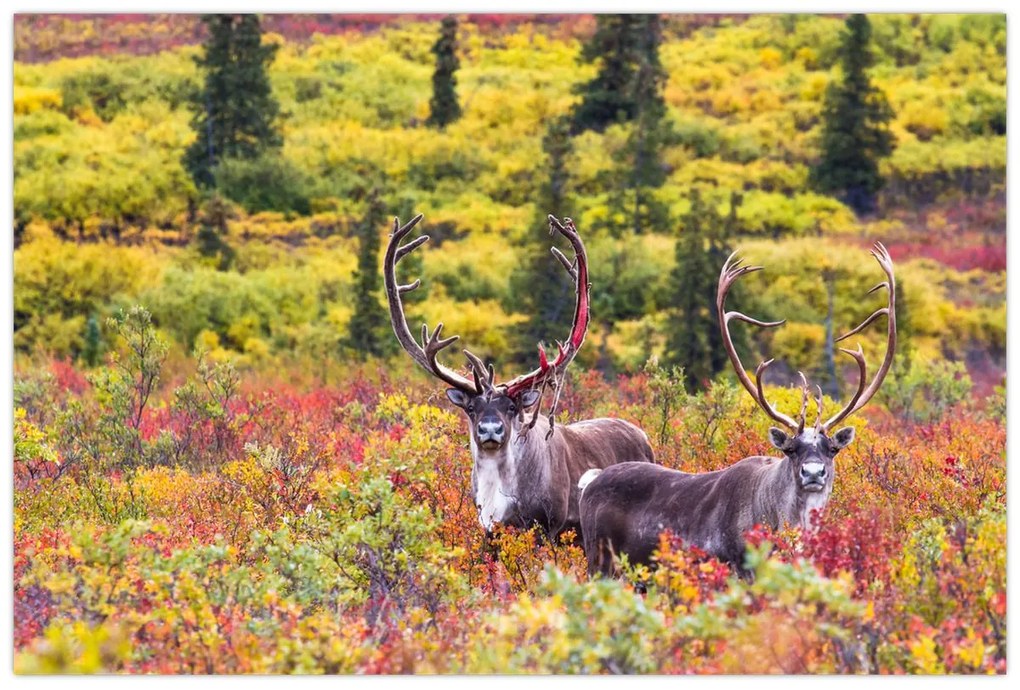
[813,385,824,431]
[821,243,895,427]
[752,359,800,429]
[866,281,890,296]
[722,250,741,272]
[835,308,889,343]
[385,215,476,392]
[872,240,892,263]
[547,213,567,233]
[392,213,424,240]
[796,371,809,434]
[722,314,783,330]
[470,361,483,392]
[825,246,895,427]
[395,234,429,261]
[823,344,868,431]
[550,246,577,279]
[462,349,491,390]
[424,322,459,352]
[718,252,798,429]
[505,215,591,398]
[398,279,421,294]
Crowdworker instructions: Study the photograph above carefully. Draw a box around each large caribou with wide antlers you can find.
[384,213,653,541]
[579,243,896,578]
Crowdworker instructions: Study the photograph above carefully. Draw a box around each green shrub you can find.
[880,357,972,424]
[214,154,313,215]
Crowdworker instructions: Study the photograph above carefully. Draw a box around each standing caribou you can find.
[579,243,896,578]
[384,214,653,541]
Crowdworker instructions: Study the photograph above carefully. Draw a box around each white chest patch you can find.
[800,490,830,532]
[472,437,517,530]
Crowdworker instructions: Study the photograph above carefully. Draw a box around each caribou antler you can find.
[717,253,799,430]
[822,242,896,430]
[502,214,591,398]
[796,371,810,434]
[717,244,895,434]
[383,214,478,393]
[384,213,592,408]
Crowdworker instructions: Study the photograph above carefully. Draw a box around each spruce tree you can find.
[344,194,390,359]
[664,190,746,392]
[426,16,462,129]
[586,15,671,237]
[570,14,644,134]
[185,14,281,189]
[820,268,841,398]
[81,314,102,367]
[508,117,575,365]
[893,277,912,368]
[665,190,713,391]
[195,194,236,270]
[810,14,894,215]
[623,14,671,234]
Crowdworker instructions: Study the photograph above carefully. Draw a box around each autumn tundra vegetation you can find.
[13,13,1005,673]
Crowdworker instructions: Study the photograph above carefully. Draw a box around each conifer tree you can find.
[345,194,390,359]
[426,16,462,129]
[664,190,746,391]
[508,117,575,365]
[570,14,644,134]
[811,14,894,215]
[820,268,841,398]
[195,194,236,271]
[623,14,671,234]
[185,14,281,188]
[583,15,671,236]
[81,314,102,367]
[665,190,713,390]
[893,277,912,368]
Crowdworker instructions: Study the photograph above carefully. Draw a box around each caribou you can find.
[578,243,896,578]
[384,213,653,542]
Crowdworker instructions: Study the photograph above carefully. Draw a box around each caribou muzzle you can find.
[799,462,826,491]
[477,419,506,448]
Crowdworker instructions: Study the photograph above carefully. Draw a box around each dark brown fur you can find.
[579,427,853,577]
[453,391,654,540]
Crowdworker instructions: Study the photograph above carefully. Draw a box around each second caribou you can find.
[579,243,897,577]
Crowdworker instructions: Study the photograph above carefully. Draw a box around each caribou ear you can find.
[831,426,856,450]
[519,389,541,409]
[768,427,790,451]
[446,389,471,409]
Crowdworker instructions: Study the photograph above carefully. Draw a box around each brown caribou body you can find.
[384,214,652,541]
[580,244,896,577]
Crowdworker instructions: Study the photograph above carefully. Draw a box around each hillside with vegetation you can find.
[13,13,1006,674]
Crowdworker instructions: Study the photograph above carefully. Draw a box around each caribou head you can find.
[383,213,652,538]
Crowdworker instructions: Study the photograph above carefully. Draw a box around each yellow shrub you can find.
[14,86,61,115]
